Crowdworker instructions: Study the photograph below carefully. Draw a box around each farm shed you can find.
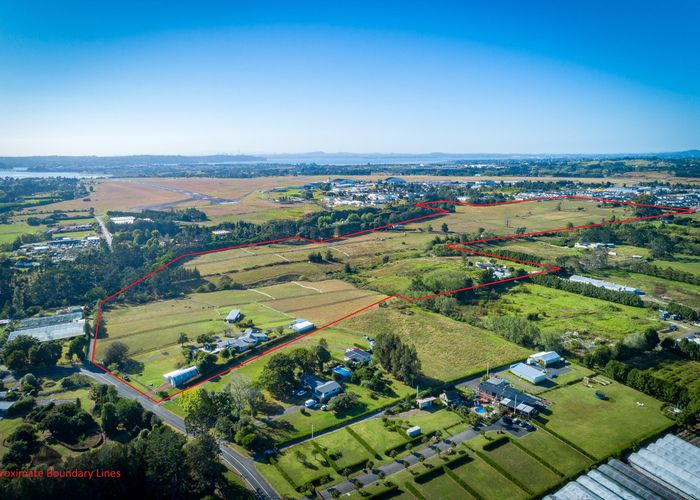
[417,397,436,409]
[224,309,242,323]
[527,351,561,367]
[291,320,315,333]
[406,426,421,437]
[510,362,547,384]
[163,366,199,387]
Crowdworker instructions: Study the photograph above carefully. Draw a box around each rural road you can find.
[26,361,278,499]
[79,364,278,498]
[94,215,113,251]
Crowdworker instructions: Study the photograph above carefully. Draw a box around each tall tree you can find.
[184,433,226,497]
[259,352,297,398]
[143,426,188,499]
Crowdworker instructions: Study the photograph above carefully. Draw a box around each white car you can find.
[304,399,317,408]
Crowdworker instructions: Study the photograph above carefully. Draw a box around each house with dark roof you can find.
[301,374,343,402]
[478,377,544,417]
[440,390,462,406]
[343,348,372,365]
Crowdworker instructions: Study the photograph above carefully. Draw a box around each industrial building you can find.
[163,366,199,387]
[569,275,642,294]
[509,362,547,384]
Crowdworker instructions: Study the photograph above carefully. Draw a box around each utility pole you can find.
[311,424,314,440]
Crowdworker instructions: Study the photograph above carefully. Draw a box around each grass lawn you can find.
[497,284,657,341]
[413,472,466,498]
[449,453,528,500]
[341,304,529,383]
[314,429,373,469]
[0,417,24,455]
[654,254,700,275]
[486,441,561,493]
[345,482,415,499]
[398,408,465,436]
[518,429,592,477]
[265,440,337,491]
[350,418,406,455]
[0,220,50,245]
[539,381,673,459]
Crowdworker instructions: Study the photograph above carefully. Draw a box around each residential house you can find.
[440,390,462,405]
[301,374,343,402]
[343,347,372,365]
[478,377,544,418]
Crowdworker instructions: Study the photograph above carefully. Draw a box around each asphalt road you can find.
[75,363,278,499]
[94,215,113,251]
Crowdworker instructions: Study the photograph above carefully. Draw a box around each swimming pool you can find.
[474,406,487,415]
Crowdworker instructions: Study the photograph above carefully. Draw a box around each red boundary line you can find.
[90,195,695,402]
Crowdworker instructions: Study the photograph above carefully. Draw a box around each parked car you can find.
[518,420,528,428]
[304,399,317,408]
[502,416,512,425]
[296,390,307,397]
[526,424,536,432]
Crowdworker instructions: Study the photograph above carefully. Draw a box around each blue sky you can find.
[1,1,698,155]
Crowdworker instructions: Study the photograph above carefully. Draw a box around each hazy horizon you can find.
[1,1,699,156]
